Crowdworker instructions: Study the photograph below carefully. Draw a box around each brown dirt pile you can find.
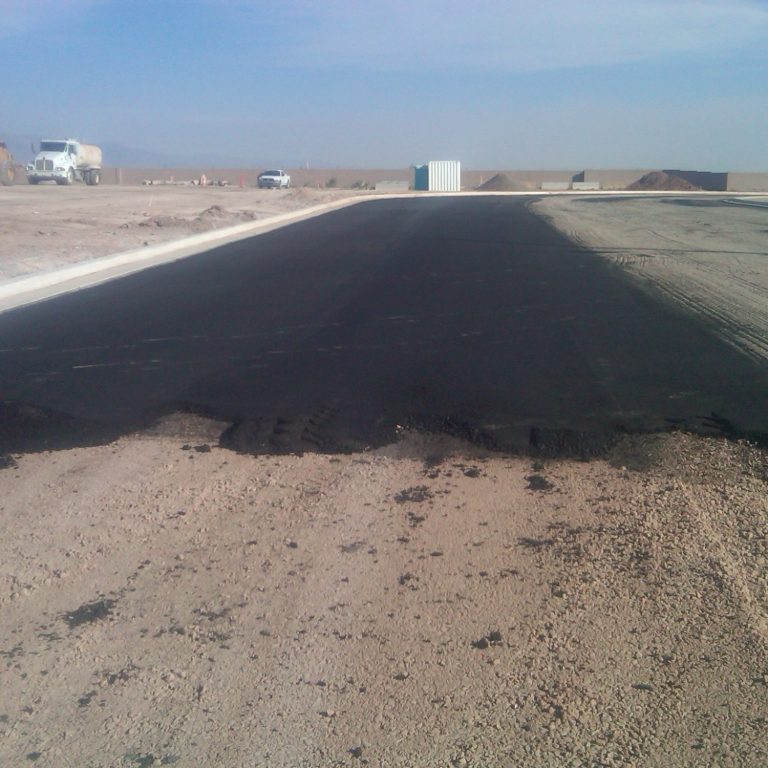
[628,171,701,191]
[477,173,523,192]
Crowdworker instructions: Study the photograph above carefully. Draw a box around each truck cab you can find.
[27,139,102,186]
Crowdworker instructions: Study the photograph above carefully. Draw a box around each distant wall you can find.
[584,169,653,189]
[375,180,410,192]
[102,167,584,191]
[94,166,768,193]
[469,170,582,190]
[727,173,768,192]
[664,169,728,191]
[100,167,413,188]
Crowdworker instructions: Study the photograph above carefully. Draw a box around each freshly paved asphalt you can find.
[1,196,767,454]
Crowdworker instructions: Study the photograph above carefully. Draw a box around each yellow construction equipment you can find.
[0,141,16,185]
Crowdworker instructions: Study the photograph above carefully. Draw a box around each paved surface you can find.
[1,196,767,454]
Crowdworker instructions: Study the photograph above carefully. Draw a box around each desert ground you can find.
[0,185,370,281]
[535,195,768,363]
[0,188,766,767]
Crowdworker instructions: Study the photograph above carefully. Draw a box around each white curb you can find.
[0,189,734,314]
[0,194,378,314]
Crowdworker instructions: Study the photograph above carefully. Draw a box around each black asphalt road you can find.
[1,196,767,454]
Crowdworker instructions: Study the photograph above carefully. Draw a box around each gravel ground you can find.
[534,195,768,362]
[0,189,766,766]
[1,424,766,767]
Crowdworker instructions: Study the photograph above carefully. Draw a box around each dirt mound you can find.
[197,204,227,219]
[194,206,257,225]
[477,173,522,192]
[628,171,700,191]
[127,207,259,233]
[135,214,187,229]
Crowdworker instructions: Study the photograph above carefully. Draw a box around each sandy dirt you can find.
[1,190,767,766]
[0,186,369,281]
[1,423,766,768]
[535,195,768,362]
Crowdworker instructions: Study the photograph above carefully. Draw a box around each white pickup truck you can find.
[27,139,102,186]
[257,169,290,189]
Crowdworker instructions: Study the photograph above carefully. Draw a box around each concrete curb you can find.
[0,194,378,314]
[0,190,462,313]
[0,189,739,314]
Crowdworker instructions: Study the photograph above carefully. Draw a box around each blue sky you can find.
[1,0,767,169]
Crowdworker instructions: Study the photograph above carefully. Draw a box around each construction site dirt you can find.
[0,184,370,281]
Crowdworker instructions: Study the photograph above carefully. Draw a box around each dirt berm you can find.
[627,171,700,191]
[477,173,524,192]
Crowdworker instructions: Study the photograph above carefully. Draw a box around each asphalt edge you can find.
[0,189,740,314]
[0,194,375,314]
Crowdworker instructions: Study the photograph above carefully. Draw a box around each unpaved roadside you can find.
[534,195,768,362]
[0,424,766,767]
[0,186,369,281]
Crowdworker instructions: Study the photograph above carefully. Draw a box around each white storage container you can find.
[427,160,461,192]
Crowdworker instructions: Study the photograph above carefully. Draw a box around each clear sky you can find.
[1,0,767,169]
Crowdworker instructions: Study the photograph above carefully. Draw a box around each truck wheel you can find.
[89,170,100,186]
[64,168,75,186]
[28,177,39,185]
[0,160,14,186]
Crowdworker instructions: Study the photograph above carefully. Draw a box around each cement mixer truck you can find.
[27,139,102,186]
